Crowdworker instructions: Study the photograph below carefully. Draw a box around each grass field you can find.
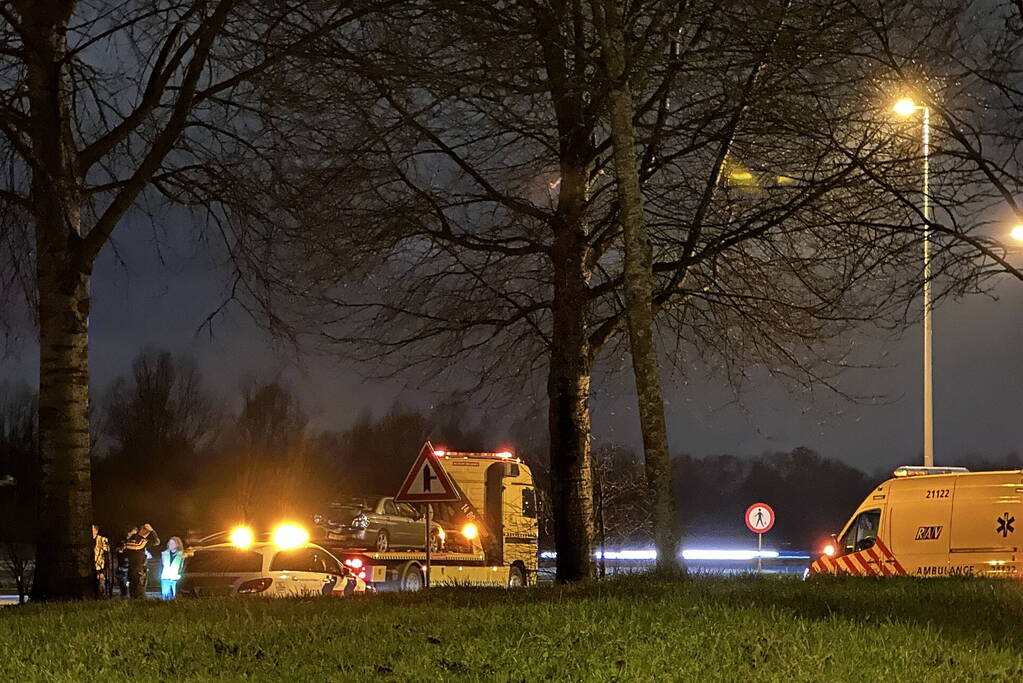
[2,576,1023,681]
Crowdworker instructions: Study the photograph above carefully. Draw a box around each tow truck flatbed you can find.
[314,449,538,591]
[320,549,487,564]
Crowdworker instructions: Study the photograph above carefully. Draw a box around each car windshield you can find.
[328,497,377,511]
[185,549,263,574]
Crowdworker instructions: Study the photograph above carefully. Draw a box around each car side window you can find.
[384,500,399,516]
[398,503,419,518]
[521,488,537,519]
[270,548,319,572]
[319,552,343,575]
[839,509,881,554]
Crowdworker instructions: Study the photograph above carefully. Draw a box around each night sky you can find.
[6,213,1023,474]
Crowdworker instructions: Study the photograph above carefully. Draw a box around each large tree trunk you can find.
[548,223,596,582]
[32,255,96,600]
[534,3,598,583]
[594,0,679,571]
[22,2,98,600]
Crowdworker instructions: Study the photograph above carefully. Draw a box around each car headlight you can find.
[351,514,370,529]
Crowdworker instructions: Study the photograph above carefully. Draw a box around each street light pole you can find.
[921,105,933,468]
[894,97,933,467]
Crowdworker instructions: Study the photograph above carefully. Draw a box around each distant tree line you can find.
[87,348,497,542]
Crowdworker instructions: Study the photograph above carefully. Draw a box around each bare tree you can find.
[233,0,979,582]
[592,444,650,578]
[94,348,217,536]
[102,349,218,459]
[0,1,387,598]
[232,381,310,524]
[590,0,678,571]
[838,0,1023,282]
[1,542,33,604]
[0,382,37,603]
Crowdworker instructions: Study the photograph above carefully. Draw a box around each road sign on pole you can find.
[744,502,775,573]
[395,442,462,504]
[395,442,462,588]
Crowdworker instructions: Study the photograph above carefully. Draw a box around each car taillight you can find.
[237,577,273,594]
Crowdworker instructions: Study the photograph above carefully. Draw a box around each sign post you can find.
[424,503,431,587]
[395,442,462,588]
[744,502,775,573]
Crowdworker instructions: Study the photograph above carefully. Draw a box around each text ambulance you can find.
[809,466,1022,578]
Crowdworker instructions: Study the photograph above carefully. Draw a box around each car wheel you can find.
[400,563,424,591]
[508,565,526,588]
[429,530,443,553]
[375,530,389,552]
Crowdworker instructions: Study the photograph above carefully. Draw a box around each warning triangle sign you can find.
[395,442,462,503]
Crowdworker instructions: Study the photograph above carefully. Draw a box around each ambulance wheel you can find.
[400,563,424,592]
[375,530,390,552]
[508,564,526,588]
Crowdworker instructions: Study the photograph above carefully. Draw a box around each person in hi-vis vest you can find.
[160,536,184,599]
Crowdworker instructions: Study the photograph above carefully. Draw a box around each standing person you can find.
[124,523,160,599]
[114,528,135,597]
[92,524,110,597]
[160,537,184,600]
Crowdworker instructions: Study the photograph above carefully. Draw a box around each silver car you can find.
[313,496,444,552]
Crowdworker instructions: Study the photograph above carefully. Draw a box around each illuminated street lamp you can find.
[893,97,933,467]
[1011,224,1023,243]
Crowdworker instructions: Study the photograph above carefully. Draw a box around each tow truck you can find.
[319,450,539,591]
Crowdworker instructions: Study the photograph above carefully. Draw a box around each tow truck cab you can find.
[810,466,1023,578]
[327,451,539,591]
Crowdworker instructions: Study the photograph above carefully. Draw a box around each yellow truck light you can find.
[230,526,254,549]
[462,523,478,540]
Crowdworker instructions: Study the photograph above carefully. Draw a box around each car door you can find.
[381,498,411,547]
[398,502,426,548]
[269,547,329,596]
[318,550,355,596]
[888,476,954,576]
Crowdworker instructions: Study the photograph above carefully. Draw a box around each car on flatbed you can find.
[178,537,370,598]
[320,447,539,591]
[313,495,445,552]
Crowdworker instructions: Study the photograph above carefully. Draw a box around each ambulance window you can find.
[840,509,881,554]
[521,489,537,519]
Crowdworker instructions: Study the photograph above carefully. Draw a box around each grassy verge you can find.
[3,576,1023,681]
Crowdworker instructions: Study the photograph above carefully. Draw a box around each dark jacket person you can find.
[124,524,160,599]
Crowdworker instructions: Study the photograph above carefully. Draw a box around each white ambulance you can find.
[809,466,1022,578]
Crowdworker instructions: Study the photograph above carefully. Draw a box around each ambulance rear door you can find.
[886,475,955,576]
[949,472,1022,577]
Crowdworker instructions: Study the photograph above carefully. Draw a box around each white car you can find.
[179,540,370,598]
